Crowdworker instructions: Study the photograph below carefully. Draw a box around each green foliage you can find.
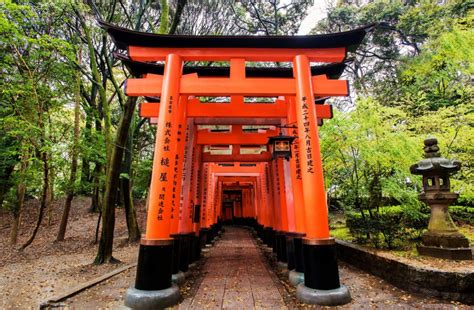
[321,98,421,213]
[346,205,429,249]
[449,206,474,225]
[0,0,75,209]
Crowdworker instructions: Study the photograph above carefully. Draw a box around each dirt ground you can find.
[0,196,146,309]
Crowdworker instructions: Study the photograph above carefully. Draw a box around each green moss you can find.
[458,226,474,242]
[330,227,353,241]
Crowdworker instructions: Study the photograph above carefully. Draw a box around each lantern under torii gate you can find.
[101,21,374,308]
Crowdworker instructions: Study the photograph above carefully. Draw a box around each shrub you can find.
[346,205,429,249]
[449,206,474,225]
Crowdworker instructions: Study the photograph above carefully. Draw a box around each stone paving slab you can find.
[183,227,287,309]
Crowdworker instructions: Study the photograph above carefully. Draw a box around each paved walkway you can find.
[182,226,287,309]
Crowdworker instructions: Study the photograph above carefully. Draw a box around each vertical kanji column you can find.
[269,160,281,254]
[276,158,289,264]
[169,96,188,280]
[190,144,202,261]
[180,119,196,234]
[293,55,350,305]
[200,163,211,245]
[129,54,182,304]
[287,96,307,285]
[263,162,275,247]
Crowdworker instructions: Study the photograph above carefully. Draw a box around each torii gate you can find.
[102,21,373,308]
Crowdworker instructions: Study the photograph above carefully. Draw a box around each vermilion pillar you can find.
[135,54,182,294]
[180,120,196,234]
[276,158,289,263]
[293,55,348,300]
[263,163,275,247]
[190,144,202,262]
[190,144,202,233]
[171,96,191,276]
[170,96,188,235]
[287,96,307,277]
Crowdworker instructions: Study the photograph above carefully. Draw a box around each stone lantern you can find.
[410,138,472,260]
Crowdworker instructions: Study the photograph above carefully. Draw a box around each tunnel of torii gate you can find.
[101,21,374,308]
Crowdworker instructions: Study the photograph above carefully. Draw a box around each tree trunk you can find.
[121,117,140,242]
[94,97,138,264]
[10,150,28,245]
[57,60,81,242]
[10,212,21,246]
[79,113,92,194]
[10,184,25,245]
[21,150,49,250]
[46,163,54,226]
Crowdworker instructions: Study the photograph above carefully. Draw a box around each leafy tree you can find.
[0,0,75,248]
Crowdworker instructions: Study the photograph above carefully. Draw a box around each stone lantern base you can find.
[417,244,472,260]
[417,231,472,260]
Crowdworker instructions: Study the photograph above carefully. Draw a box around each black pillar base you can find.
[263,227,274,248]
[207,225,216,244]
[199,228,209,248]
[286,234,296,270]
[192,234,201,261]
[170,234,182,275]
[302,239,341,290]
[293,235,306,273]
[135,239,174,291]
[256,224,264,240]
[272,231,279,254]
[276,232,288,263]
[176,233,190,272]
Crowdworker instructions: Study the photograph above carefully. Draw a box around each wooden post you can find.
[144,54,182,240]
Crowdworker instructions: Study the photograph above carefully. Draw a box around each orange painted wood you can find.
[294,55,330,239]
[312,75,348,97]
[170,96,188,235]
[217,176,257,183]
[126,74,348,97]
[211,163,262,174]
[128,46,346,62]
[196,126,278,145]
[140,102,332,119]
[276,159,288,232]
[145,54,182,239]
[287,97,306,234]
[201,153,272,163]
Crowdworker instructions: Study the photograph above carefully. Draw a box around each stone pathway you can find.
[181,226,286,309]
[63,226,461,309]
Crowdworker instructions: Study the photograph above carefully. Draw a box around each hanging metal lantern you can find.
[267,133,296,161]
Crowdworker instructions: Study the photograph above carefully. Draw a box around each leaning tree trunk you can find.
[10,182,26,245]
[94,97,138,264]
[57,62,81,242]
[10,149,28,245]
[46,162,54,226]
[121,113,140,242]
[21,149,49,250]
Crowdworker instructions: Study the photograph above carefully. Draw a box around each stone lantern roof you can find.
[410,138,461,177]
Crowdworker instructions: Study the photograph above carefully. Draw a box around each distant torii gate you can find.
[102,21,373,308]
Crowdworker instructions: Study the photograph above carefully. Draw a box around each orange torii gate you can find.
[101,21,374,308]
